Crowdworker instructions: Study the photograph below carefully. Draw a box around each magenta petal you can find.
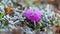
[24,8,42,22]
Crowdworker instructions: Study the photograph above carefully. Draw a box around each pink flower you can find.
[24,7,42,22]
